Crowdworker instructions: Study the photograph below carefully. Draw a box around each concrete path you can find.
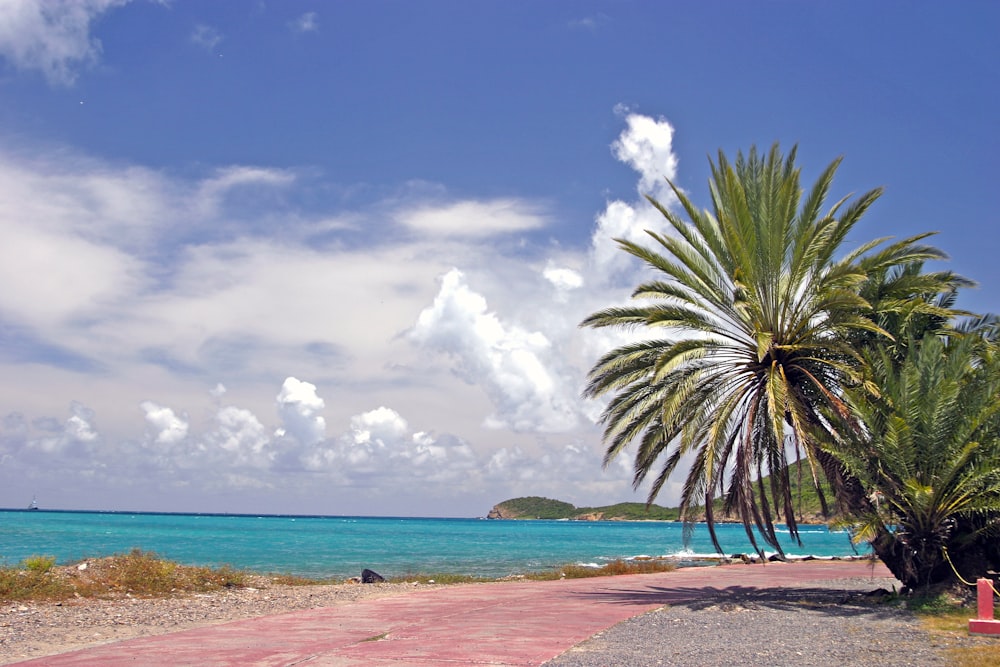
[13,560,892,666]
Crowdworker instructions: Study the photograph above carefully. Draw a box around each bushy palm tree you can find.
[849,259,974,363]
[582,144,949,556]
[827,334,1000,589]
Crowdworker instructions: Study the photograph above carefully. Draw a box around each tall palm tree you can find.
[582,144,948,556]
[827,334,1000,589]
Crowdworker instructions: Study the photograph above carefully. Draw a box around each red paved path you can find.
[13,560,891,666]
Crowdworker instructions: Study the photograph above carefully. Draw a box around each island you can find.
[486,496,681,521]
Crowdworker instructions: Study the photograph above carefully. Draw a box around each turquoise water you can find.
[0,510,867,579]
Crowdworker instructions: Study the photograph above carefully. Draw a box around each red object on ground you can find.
[11,560,892,666]
[969,577,1000,636]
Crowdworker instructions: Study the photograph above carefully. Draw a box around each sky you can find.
[0,1,997,517]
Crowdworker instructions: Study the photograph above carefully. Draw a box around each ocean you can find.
[0,510,869,579]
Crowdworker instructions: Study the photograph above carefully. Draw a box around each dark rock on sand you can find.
[361,568,385,584]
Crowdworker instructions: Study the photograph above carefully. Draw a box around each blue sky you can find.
[0,1,996,516]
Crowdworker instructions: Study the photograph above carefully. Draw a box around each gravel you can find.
[0,579,421,665]
[544,577,974,667]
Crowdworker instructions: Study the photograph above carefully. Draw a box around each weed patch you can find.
[0,549,258,601]
[556,558,677,579]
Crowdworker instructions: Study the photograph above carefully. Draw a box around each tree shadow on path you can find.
[574,583,905,619]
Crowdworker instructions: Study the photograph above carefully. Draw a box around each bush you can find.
[0,558,71,600]
[22,555,56,574]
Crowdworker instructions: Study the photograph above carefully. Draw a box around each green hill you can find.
[488,461,835,523]
[486,496,680,521]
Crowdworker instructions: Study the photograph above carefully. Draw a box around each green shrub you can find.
[22,555,56,574]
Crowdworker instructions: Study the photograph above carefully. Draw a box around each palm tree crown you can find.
[582,144,947,555]
[828,334,1000,588]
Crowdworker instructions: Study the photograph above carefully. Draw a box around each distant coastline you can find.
[486,496,830,525]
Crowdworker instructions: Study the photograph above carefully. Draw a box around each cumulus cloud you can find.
[275,377,326,446]
[141,401,189,445]
[0,0,130,85]
[588,112,680,283]
[206,405,271,468]
[65,401,99,443]
[612,108,679,201]
[303,405,479,490]
[409,268,578,432]
[0,401,102,470]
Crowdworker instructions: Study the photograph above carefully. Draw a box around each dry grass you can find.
[382,558,676,584]
[558,558,677,579]
[906,592,1000,667]
[0,549,253,601]
[1,552,677,602]
[530,558,677,580]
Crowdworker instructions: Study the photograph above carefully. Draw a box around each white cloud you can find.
[568,14,609,32]
[588,113,681,284]
[303,405,479,489]
[0,0,130,85]
[542,262,583,302]
[409,268,579,432]
[0,221,145,329]
[191,24,223,52]
[612,110,679,202]
[275,377,326,446]
[65,402,99,443]
[397,199,547,238]
[207,405,271,468]
[290,12,318,34]
[0,110,684,513]
[140,401,189,445]
[192,166,296,220]
[349,406,408,445]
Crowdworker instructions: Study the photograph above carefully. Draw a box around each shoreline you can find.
[2,559,892,665]
[3,512,866,579]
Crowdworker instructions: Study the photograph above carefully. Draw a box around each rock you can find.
[486,505,510,519]
[863,587,894,600]
[361,568,385,584]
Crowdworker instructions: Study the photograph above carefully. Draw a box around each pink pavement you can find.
[12,560,891,667]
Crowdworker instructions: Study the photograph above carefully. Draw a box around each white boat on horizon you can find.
[27,496,39,511]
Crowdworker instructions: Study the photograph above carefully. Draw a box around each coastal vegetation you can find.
[0,550,678,602]
[0,549,252,600]
[488,496,680,521]
[491,462,832,522]
[582,144,1000,590]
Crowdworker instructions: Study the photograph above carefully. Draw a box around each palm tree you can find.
[581,144,948,557]
[827,334,1000,589]
[849,259,974,363]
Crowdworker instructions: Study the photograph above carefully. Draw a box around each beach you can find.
[2,561,991,666]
